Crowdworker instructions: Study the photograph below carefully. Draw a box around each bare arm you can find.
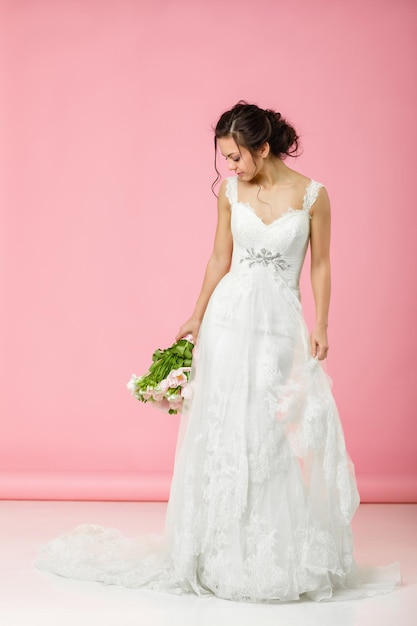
[309,186,331,360]
[176,179,233,341]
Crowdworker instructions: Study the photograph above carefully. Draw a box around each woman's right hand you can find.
[175,317,201,343]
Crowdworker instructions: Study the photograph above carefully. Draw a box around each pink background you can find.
[1,0,416,502]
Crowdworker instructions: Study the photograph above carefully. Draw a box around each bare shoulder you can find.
[310,184,330,219]
[218,178,229,199]
[289,167,330,218]
[287,169,317,200]
[217,178,232,211]
[292,170,312,187]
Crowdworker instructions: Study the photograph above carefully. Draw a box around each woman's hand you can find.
[310,326,329,360]
[175,317,201,343]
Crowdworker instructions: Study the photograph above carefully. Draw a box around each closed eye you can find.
[222,152,241,162]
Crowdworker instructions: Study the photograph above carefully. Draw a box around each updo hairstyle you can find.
[212,101,300,191]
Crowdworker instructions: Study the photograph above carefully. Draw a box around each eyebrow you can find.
[222,152,239,158]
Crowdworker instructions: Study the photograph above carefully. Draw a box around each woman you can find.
[36,102,400,602]
[177,102,330,358]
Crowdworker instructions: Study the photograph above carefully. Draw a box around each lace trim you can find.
[225,176,238,207]
[304,181,324,216]
[226,176,323,218]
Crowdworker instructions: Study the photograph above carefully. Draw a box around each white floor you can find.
[0,501,415,626]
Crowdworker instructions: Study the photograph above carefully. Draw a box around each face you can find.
[217,136,266,181]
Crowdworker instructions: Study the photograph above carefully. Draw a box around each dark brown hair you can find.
[212,100,300,192]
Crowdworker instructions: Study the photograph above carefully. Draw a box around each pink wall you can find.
[1,0,416,502]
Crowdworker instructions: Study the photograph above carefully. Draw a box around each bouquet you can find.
[127,334,194,414]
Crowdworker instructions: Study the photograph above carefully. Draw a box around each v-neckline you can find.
[235,178,313,227]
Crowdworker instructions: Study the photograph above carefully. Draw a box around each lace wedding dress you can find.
[36,177,400,602]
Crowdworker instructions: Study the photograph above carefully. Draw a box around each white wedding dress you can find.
[36,176,400,602]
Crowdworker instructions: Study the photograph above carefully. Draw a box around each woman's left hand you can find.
[310,327,329,360]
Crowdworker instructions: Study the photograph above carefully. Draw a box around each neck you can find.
[252,157,293,189]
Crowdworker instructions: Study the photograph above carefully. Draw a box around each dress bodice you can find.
[225,176,324,292]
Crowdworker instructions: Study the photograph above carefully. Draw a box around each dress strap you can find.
[225,176,238,207]
[303,180,324,217]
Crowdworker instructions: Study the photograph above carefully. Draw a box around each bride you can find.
[36,101,400,603]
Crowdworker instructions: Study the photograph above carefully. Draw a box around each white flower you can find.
[126,374,138,394]
[152,386,164,402]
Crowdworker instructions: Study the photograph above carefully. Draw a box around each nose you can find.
[227,160,236,171]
